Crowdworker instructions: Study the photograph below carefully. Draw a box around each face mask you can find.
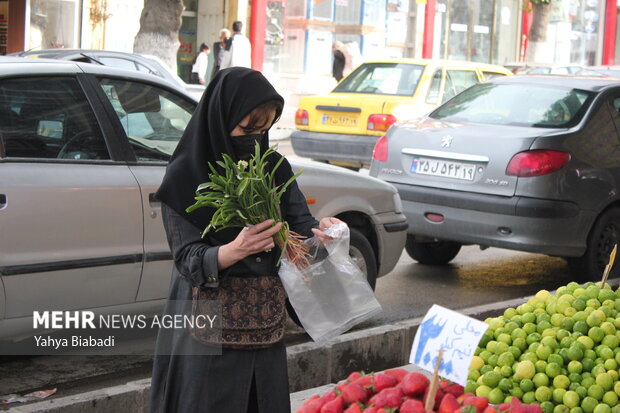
[230,133,263,161]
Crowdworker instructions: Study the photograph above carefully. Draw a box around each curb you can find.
[4,296,530,412]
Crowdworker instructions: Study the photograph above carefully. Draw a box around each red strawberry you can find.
[522,404,542,413]
[344,403,364,413]
[321,395,345,413]
[438,393,461,413]
[301,395,320,406]
[368,387,403,409]
[372,373,398,393]
[457,405,480,413]
[443,382,465,398]
[399,372,429,397]
[347,372,363,382]
[341,383,368,405]
[384,368,409,383]
[483,406,499,413]
[497,403,512,412]
[457,393,476,404]
[362,407,378,413]
[509,397,525,413]
[462,396,489,413]
[354,375,374,388]
[399,398,426,413]
[321,391,338,403]
[298,396,326,413]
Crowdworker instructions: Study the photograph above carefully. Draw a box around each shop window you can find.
[312,0,334,20]
[28,0,80,50]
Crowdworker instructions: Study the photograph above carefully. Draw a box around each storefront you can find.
[263,0,411,75]
[27,0,81,50]
[431,0,520,65]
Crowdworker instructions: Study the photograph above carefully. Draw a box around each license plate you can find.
[321,113,357,127]
[411,157,476,180]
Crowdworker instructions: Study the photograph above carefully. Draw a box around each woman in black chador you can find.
[150,67,341,412]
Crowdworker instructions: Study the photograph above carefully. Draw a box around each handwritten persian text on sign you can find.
[409,304,489,385]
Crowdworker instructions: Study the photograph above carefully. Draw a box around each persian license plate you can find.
[411,157,476,180]
[320,113,357,127]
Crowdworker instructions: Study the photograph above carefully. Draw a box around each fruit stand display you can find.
[296,280,620,413]
[467,281,620,413]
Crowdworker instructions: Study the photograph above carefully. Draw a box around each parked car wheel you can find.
[405,235,461,265]
[349,227,378,290]
[568,207,620,281]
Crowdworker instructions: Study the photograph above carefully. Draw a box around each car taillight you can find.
[373,135,388,162]
[295,109,308,126]
[367,114,397,131]
[506,150,571,177]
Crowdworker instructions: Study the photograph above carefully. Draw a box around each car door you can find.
[0,74,144,318]
[93,77,196,301]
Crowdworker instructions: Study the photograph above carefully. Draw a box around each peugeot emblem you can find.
[441,135,453,148]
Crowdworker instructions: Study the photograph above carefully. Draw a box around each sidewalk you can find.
[4,297,529,412]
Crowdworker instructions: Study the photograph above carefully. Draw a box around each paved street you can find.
[0,132,590,406]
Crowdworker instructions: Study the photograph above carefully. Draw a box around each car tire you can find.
[349,228,378,290]
[285,227,377,328]
[567,207,620,282]
[405,235,461,265]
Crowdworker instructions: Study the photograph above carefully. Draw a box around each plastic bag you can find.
[278,223,382,343]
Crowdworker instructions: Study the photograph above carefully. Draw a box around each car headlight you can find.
[393,192,403,214]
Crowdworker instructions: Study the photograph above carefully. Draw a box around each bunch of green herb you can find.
[186,143,310,267]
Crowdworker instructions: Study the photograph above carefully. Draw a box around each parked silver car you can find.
[10,48,206,100]
[370,75,620,281]
[0,57,407,341]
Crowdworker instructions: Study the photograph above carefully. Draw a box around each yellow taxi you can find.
[291,59,512,168]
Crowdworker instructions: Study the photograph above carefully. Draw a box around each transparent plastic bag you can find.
[278,223,382,343]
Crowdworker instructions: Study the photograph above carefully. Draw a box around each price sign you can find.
[409,304,489,385]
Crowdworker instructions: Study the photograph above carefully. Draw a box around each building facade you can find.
[1,0,619,78]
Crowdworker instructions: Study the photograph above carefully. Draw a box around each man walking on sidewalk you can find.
[220,21,252,69]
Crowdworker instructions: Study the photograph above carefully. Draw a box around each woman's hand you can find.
[311,217,345,242]
[217,219,282,269]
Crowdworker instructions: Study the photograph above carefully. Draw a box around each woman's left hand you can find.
[311,217,345,242]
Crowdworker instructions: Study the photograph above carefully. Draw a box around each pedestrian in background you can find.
[211,28,231,80]
[190,43,210,85]
[220,21,252,69]
[332,41,346,82]
[149,67,342,412]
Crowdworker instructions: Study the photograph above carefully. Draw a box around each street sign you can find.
[409,304,489,385]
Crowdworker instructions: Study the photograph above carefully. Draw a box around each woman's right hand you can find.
[217,219,282,269]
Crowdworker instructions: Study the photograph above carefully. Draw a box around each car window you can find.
[0,77,109,160]
[442,70,478,103]
[482,71,506,80]
[426,70,443,105]
[98,78,194,162]
[333,63,424,96]
[430,82,594,128]
[98,57,138,71]
[135,62,157,75]
[551,67,569,75]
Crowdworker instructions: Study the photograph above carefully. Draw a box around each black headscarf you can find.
[155,67,285,237]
